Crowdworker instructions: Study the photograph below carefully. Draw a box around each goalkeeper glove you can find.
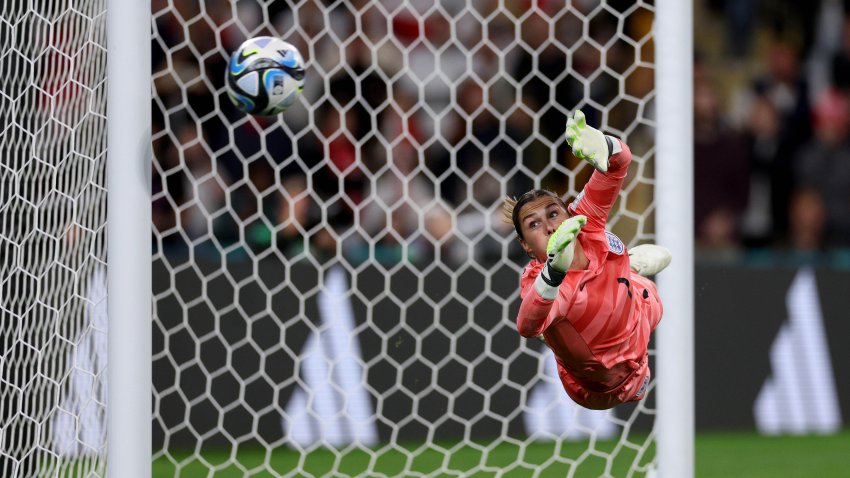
[565,110,621,173]
[534,215,587,300]
[628,244,672,277]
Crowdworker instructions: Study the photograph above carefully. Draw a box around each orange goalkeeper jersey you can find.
[516,141,663,409]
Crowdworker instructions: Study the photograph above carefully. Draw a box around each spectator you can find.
[356,84,454,263]
[694,79,751,249]
[788,187,827,252]
[740,91,782,246]
[274,173,315,256]
[794,88,850,247]
[732,41,812,244]
[511,11,587,145]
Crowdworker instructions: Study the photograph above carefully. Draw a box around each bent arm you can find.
[516,292,556,338]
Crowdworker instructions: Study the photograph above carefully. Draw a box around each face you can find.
[517,197,568,262]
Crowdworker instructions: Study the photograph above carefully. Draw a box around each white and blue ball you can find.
[225,37,305,116]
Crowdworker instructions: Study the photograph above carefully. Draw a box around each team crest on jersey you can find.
[605,231,625,255]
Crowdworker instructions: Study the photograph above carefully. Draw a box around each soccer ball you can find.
[225,36,305,116]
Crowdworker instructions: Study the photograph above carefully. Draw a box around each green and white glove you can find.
[565,110,620,173]
[534,215,587,300]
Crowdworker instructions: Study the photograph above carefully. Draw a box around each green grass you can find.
[695,430,850,478]
[149,430,850,478]
[153,437,654,478]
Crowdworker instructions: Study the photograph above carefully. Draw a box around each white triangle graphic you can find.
[283,267,378,447]
[236,71,259,96]
[52,267,108,457]
[754,268,842,434]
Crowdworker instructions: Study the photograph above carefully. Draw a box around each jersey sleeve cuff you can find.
[605,135,622,156]
[534,273,560,301]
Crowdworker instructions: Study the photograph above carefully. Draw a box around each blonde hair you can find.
[502,196,518,226]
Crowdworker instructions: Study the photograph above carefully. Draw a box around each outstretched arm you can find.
[565,111,633,232]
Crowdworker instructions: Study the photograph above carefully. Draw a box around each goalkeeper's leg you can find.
[628,244,671,277]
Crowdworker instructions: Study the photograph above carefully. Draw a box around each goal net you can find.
[0,1,108,476]
[1,0,662,476]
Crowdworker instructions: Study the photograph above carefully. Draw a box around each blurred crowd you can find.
[151,0,653,266]
[695,0,850,262]
[151,0,850,267]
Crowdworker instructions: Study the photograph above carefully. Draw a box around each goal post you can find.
[106,0,151,477]
[0,1,696,477]
[654,0,695,476]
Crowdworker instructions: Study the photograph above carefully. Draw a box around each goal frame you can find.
[105,1,695,477]
[654,0,695,477]
[106,0,151,476]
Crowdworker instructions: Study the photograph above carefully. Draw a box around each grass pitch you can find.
[152,429,850,477]
[695,430,850,478]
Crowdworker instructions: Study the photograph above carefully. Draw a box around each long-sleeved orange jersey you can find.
[516,141,663,410]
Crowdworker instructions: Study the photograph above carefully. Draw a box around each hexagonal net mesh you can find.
[0,0,108,477]
[2,0,660,477]
[150,0,658,476]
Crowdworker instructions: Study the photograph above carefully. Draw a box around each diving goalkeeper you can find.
[505,111,671,410]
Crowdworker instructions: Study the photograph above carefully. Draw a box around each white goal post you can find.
[655,0,695,477]
[106,0,151,476]
[0,1,693,477]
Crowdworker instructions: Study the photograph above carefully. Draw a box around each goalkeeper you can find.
[505,111,671,410]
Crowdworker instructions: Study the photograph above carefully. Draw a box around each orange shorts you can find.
[558,355,651,410]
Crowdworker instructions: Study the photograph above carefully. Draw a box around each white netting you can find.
[2,0,659,476]
[151,1,658,476]
[0,0,108,477]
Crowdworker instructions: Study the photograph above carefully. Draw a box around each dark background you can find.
[153,259,850,448]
